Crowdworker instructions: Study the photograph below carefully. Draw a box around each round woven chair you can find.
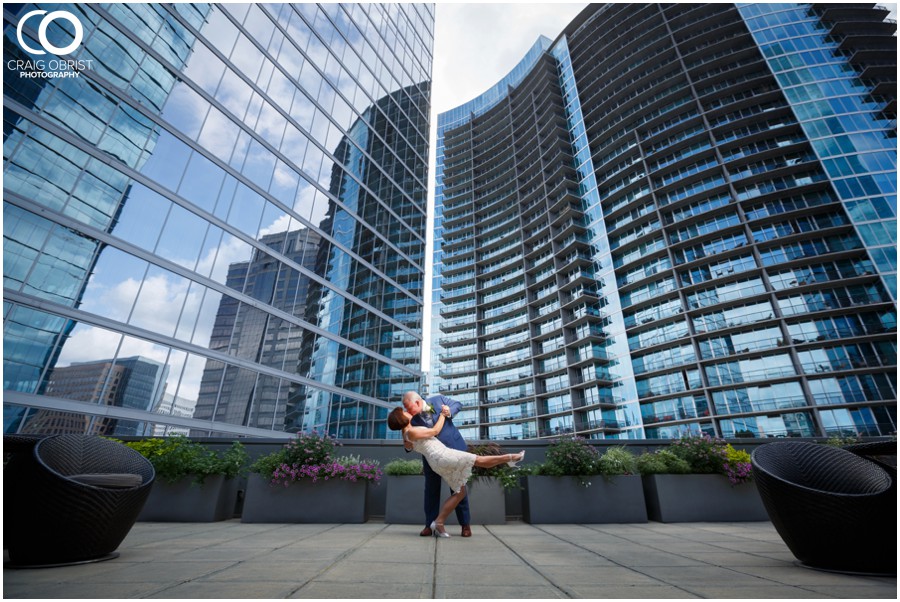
[842,440,897,474]
[751,441,895,575]
[4,435,155,568]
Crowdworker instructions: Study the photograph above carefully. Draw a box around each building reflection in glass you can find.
[4,4,434,438]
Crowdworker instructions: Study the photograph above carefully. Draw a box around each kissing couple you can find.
[388,391,523,538]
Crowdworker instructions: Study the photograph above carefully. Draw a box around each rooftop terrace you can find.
[4,520,896,599]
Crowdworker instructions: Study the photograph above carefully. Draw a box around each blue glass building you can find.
[433,3,896,440]
[4,3,433,437]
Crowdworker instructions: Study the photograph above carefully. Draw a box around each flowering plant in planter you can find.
[467,442,521,490]
[669,434,728,474]
[251,431,382,487]
[527,435,601,486]
[637,435,753,486]
[722,444,753,486]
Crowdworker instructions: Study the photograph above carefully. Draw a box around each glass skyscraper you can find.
[432,3,896,441]
[4,3,433,438]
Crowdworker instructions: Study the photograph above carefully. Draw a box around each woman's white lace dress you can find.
[407,431,476,493]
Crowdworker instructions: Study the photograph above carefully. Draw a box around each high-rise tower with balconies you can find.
[432,3,896,441]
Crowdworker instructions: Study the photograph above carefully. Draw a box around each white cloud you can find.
[258,212,293,238]
[432,3,588,114]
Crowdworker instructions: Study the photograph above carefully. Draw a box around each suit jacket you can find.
[410,394,467,452]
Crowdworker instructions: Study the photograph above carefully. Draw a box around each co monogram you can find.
[16,9,83,56]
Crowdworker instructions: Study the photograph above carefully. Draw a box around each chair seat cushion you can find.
[69,473,144,489]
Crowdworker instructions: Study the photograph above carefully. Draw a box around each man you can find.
[402,390,472,537]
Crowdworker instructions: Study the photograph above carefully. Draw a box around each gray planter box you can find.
[383,475,506,524]
[138,474,235,522]
[523,475,648,524]
[641,474,769,522]
[241,473,368,523]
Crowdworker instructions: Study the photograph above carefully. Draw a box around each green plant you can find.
[466,442,521,490]
[823,435,862,447]
[636,449,692,475]
[636,437,753,486]
[124,436,248,485]
[669,434,728,474]
[384,459,423,476]
[723,444,753,485]
[532,436,601,486]
[250,431,337,479]
[596,446,638,476]
[251,431,381,486]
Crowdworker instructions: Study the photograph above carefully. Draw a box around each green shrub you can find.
[596,446,637,476]
[636,449,692,475]
[384,459,423,476]
[467,442,521,490]
[823,435,862,447]
[536,436,600,477]
[669,434,728,474]
[125,436,248,485]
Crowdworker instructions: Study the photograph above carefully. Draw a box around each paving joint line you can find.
[580,522,820,593]
[284,523,389,598]
[139,523,348,598]
[530,523,699,598]
[430,532,439,599]
[483,524,574,599]
[561,523,832,598]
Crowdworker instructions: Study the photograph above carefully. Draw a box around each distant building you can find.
[28,356,167,436]
[153,393,195,436]
[432,4,897,440]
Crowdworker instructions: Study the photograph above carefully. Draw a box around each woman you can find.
[388,406,524,538]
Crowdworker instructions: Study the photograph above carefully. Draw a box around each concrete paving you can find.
[4,520,896,599]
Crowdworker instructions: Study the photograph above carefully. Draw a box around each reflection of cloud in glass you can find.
[57,224,256,407]
[258,213,292,238]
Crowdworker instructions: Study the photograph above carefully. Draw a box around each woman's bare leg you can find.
[434,485,467,535]
[473,451,524,469]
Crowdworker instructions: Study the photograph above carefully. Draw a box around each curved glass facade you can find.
[433,3,896,440]
[4,3,433,438]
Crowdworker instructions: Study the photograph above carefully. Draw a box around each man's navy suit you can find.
[410,393,470,527]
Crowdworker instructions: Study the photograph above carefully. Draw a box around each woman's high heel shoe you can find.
[507,450,525,468]
[430,520,450,538]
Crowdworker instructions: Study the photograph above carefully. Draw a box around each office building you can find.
[28,356,168,436]
[433,3,896,440]
[4,3,433,437]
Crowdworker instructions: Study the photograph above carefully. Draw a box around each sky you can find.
[422,3,589,371]
[431,3,589,114]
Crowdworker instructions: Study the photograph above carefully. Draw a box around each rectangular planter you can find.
[241,473,368,523]
[138,474,234,522]
[383,475,506,525]
[523,475,648,524]
[641,474,769,522]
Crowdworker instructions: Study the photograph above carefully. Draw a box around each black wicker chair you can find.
[751,441,895,575]
[842,440,897,473]
[4,435,155,568]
